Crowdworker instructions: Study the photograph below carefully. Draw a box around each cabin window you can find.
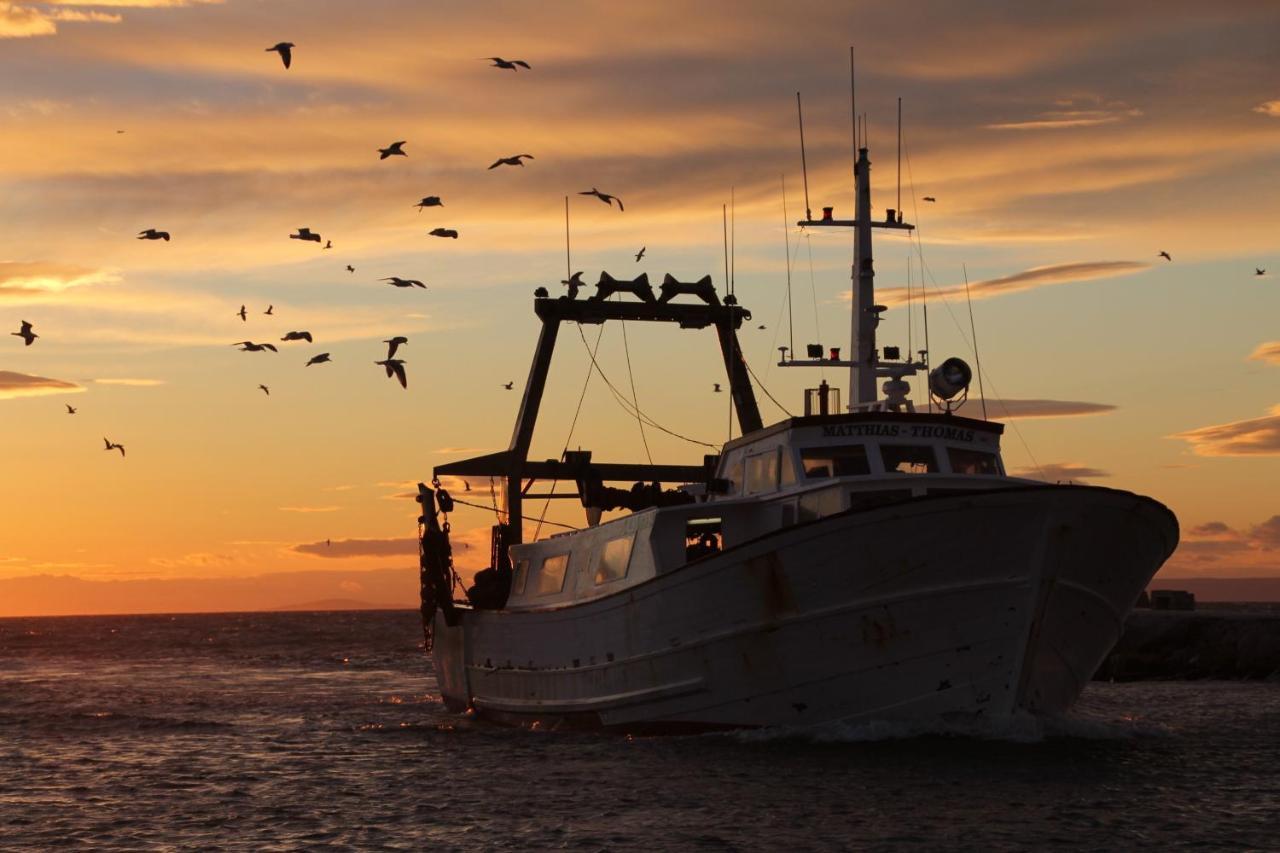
[594,535,633,585]
[535,554,569,595]
[513,558,530,595]
[947,447,1001,475]
[800,446,871,478]
[745,450,779,494]
[685,518,722,561]
[725,457,744,494]
[797,487,843,522]
[881,444,938,474]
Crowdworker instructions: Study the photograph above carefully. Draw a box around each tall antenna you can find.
[796,92,812,221]
[963,263,988,420]
[730,186,736,296]
[896,97,902,214]
[782,175,795,359]
[722,203,730,294]
[850,45,858,155]
[563,195,571,283]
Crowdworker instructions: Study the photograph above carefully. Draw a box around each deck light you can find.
[928,357,972,401]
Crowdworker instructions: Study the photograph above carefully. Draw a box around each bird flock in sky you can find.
[7,45,649,460]
[12,43,1271,463]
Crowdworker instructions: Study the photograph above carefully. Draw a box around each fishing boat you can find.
[414,107,1179,732]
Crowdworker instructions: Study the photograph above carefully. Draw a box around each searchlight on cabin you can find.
[928,357,973,401]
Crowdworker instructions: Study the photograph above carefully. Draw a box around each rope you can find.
[744,357,794,418]
[619,316,653,464]
[451,496,580,531]
[574,323,719,449]
[534,322,606,540]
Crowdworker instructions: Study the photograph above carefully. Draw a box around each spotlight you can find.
[928,357,972,401]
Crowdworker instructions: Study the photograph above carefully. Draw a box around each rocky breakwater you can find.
[1099,608,1280,681]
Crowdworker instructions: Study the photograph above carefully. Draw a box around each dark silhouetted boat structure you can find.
[415,104,1178,732]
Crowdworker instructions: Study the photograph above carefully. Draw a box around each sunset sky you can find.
[2,0,1278,615]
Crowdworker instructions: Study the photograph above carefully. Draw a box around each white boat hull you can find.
[431,485,1178,731]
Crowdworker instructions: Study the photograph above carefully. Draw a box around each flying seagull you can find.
[306,352,331,366]
[281,330,313,342]
[103,438,125,457]
[264,305,274,315]
[923,196,936,203]
[1256,268,1266,276]
[635,246,645,262]
[323,240,332,250]
[384,336,408,358]
[485,57,530,70]
[488,154,533,169]
[414,196,443,211]
[138,229,170,241]
[12,320,36,346]
[258,384,270,396]
[503,381,514,390]
[382,276,426,289]
[713,383,722,393]
[237,305,247,321]
[233,341,278,352]
[375,358,408,389]
[346,265,355,273]
[1158,251,1172,261]
[428,228,459,239]
[379,141,407,160]
[266,42,294,69]
[561,271,584,299]
[579,187,623,211]
[290,228,321,243]
[66,404,77,414]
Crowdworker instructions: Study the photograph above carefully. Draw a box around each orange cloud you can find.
[278,505,341,513]
[0,370,84,399]
[294,538,416,559]
[1248,342,1280,365]
[1163,514,1280,575]
[0,2,121,38]
[1253,100,1280,118]
[984,399,1116,419]
[1012,462,1109,483]
[0,261,118,298]
[879,261,1149,306]
[1171,405,1280,456]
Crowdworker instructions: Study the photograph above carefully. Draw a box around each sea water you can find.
[1,611,1276,850]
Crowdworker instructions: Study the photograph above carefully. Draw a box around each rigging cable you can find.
[532,318,606,537]
[451,496,580,531]
[619,311,653,465]
[574,323,718,449]
[901,129,1045,479]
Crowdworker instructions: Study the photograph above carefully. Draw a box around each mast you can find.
[851,145,876,407]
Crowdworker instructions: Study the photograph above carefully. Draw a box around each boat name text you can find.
[821,424,977,442]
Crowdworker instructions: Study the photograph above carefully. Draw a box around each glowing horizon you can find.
[3,1,1279,615]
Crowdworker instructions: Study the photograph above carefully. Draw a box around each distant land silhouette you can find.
[0,568,417,617]
[1,572,1278,618]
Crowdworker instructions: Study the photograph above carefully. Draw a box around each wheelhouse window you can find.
[685,518,722,562]
[881,445,938,474]
[745,450,779,494]
[512,558,530,595]
[594,535,633,585]
[801,446,871,478]
[535,554,569,595]
[947,447,1001,475]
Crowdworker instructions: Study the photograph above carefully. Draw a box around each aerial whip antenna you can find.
[897,97,902,214]
[963,263,988,420]
[564,195,571,283]
[782,175,795,360]
[796,92,812,221]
